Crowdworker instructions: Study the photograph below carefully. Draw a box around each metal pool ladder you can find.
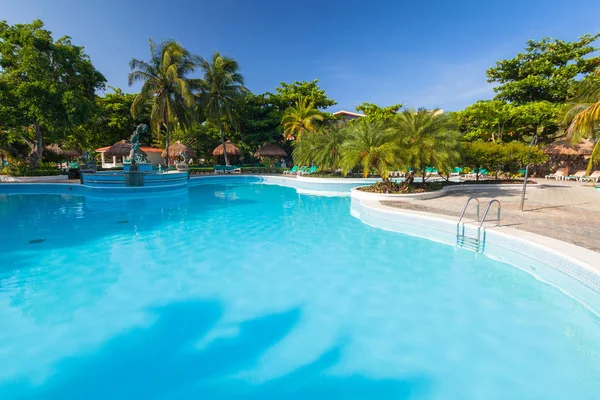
[456,197,501,252]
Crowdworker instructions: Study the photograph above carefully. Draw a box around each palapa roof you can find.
[213,140,241,156]
[254,143,287,157]
[45,144,81,158]
[544,138,594,156]
[99,141,160,157]
[161,141,197,158]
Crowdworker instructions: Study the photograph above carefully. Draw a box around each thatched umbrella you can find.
[105,140,147,159]
[213,140,241,157]
[544,138,595,173]
[254,143,287,158]
[544,138,594,156]
[254,143,287,167]
[45,144,81,162]
[161,141,197,159]
[45,143,64,155]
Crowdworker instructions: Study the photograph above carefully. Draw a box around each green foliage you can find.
[487,34,600,104]
[235,93,283,151]
[454,100,561,142]
[563,67,600,173]
[291,126,345,170]
[78,88,151,149]
[281,96,324,140]
[0,19,106,164]
[195,51,248,165]
[393,109,461,182]
[1,161,64,176]
[340,120,401,181]
[452,100,512,141]
[460,141,547,179]
[354,102,402,123]
[271,80,336,110]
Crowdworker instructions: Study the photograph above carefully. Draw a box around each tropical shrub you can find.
[339,119,402,181]
[392,109,461,182]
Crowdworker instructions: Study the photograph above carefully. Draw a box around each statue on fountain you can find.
[176,151,190,171]
[128,124,149,172]
[79,150,97,172]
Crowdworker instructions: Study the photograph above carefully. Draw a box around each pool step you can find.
[456,235,480,252]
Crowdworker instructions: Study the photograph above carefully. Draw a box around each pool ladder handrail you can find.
[456,197,501,252]
[456,196,480,236]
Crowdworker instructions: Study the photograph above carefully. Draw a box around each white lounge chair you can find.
[545,168,567,180]
[579,171,600,183]
[564,170,587,181]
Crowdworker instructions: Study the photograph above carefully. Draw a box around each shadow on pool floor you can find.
[6,301,433,399]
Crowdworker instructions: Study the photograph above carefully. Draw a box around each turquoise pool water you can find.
[1,182,599,399]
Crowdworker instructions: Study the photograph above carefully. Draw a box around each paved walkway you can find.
[382,181,600,252]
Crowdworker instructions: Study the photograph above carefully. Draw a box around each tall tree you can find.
[195,51,248,166]
[0,19,106,165]
[129,39,198,165]
[281,96,324,140]
[487,34,600,104]
[564,67,600,172]
[270,80,336,110]
[393,109,460,182]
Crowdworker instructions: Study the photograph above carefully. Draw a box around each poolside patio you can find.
[382,180,600,252]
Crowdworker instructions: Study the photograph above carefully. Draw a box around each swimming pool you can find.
[1,180,599,399]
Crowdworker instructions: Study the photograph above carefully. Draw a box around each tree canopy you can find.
[487,34,600,104]
[0,19,106,164]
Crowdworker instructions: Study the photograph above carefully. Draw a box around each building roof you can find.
[332,110,365,118]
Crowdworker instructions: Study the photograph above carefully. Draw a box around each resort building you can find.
[332,110,365,122]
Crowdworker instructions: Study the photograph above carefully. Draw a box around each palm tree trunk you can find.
[220,126,229,166]
[164,108,170,168]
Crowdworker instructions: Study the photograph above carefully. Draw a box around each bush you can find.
[1,162,64,177]
[189,167,215,174]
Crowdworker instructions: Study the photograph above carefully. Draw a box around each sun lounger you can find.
[545,168,567,180]
[466,168,488,178]
[450,167,462,176]
[579,171,600,182]
[284,166,298,175]
[213,165,225,174]
[565,170,587,181]
[299,166,318,175]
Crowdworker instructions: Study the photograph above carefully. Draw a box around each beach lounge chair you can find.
[565,170,587,181]
[579,171,600,182]
[284,166,298,175]
[450,167,462,176]
[300,166,318,175]
[213,165,225,174]
[466,168,488,178]
[297,166,308,175]
[545,168,567,180]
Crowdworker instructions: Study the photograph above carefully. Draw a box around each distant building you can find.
[332,110,365,122]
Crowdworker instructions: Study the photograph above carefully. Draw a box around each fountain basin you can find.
[81,171,188,190]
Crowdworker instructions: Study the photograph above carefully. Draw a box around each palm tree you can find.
[281,96,324,141]
[129,40,198,166]
[392,109,460,183]
[291,130,319,167]
[195,52,247,166]
[339,119,403,181]
[314,126,345,170]
[564,67,600,173]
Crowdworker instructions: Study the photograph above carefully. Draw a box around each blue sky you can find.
[2,0,599,111]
